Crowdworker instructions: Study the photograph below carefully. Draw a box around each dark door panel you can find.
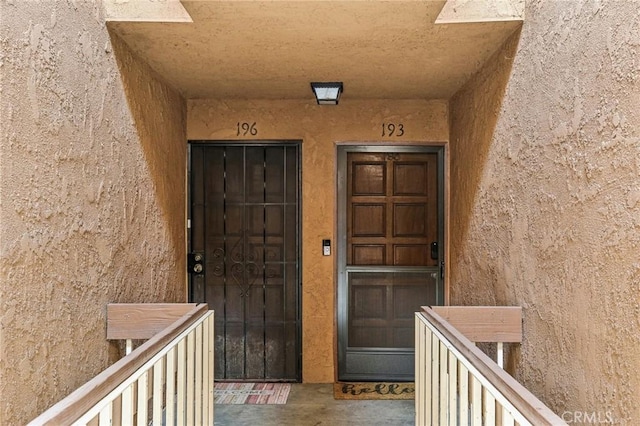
[189,143,301,382]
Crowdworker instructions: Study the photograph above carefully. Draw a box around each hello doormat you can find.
[214,382,291,405]
[333,382,414,400]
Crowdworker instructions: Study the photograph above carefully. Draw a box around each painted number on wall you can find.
[381,123,404,137]
[237,122,258,136]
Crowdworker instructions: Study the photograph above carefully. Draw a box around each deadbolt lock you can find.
[188,253,205,275]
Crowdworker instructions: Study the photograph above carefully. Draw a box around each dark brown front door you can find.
[189,143,301,381]
[338,147,443,381]
[347,152,438,267]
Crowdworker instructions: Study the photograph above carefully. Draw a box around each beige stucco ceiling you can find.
[107,0,523,100]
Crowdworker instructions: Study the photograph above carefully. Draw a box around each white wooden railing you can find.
[415,307,566,426]
[29,304,214,426]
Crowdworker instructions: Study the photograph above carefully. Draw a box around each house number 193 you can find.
[382,123,404,137]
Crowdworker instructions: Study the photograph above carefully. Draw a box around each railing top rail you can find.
[28,303,209,426]
[419,306,566,426]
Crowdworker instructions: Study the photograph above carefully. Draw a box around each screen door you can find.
[337,146,444,381]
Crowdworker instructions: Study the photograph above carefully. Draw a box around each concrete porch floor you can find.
[213,383,415,426]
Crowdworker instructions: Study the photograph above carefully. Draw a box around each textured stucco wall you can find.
[0,2,187,424]
[188,99,449,382]
[450,1,639,424]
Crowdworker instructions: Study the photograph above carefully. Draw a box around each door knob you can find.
[188,253,205,274]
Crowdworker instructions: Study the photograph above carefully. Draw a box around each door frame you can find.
[336,143,447,381]
[186,140,303,382]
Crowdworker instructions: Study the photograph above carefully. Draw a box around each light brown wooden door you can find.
[189,143,300,382]
[339,148,442,381]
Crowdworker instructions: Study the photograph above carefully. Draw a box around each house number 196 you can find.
[237,122,258,136]
[382,123,404,137]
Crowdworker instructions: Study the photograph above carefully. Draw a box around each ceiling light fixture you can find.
[310,82,343,105]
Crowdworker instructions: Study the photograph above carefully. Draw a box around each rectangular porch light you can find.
[310,82,343,105]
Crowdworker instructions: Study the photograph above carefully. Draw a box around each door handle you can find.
[430,242,438,260]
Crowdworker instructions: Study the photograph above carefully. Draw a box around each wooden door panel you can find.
[347,152,438,267]
[393,162,428,195]
[352,204,386,236]
[393,244,430,266]
[393,203,427,236]
[347,270,438,349]
[393,327,415,347]
[352,244,386,265]
[352,162,386,195]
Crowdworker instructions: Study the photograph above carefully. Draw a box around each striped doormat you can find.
[214,383,291,405]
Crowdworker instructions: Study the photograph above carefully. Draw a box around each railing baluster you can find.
[497,342,504,369]
[186,331,196,425]
[459,362,469,426]
[448,348,458,426]
[423,322,432,423]
[503,407,515,426]
[202,316,210,423]
[137,370,148,426]
[177,337,187,426]
[415,315,424,425]
[195,323,204,424]
[431,332,440,426]
[120,383,133,424]
[439,341,448,424]
[152,358,163,425]
[483,387,496,425]
[166,346,176,425]
[471,373,482,424]
[98,401,111,426]
[207,314,215,424]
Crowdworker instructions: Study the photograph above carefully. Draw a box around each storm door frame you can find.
[187,140,303,382]
[336,144,445,381]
